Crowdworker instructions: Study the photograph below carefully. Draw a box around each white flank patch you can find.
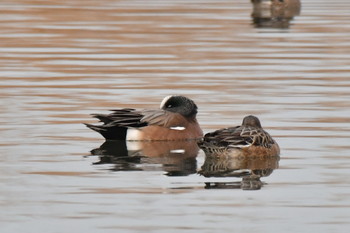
[126,141,142,151]
[170,126,186,131]
[126,128,142,141]
[160,95,173,109]
[170,149,185,154]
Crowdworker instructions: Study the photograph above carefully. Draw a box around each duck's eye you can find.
[167,104,172,108]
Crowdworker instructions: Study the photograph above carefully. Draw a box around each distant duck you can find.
[198,115,280,157]
[85,95,203,141]
[251,0,301,28]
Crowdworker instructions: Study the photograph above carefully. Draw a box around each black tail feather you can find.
[90,114,113,124]
[84,123,127,140]
[85,108,147,140]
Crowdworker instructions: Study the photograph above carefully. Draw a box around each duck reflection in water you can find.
[90,139,200,176]
[198,115,280,190]
[251,0,301,29]
[199,153,279,190]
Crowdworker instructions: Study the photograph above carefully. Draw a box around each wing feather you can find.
[141,109,186,128]
[202,125,275,149]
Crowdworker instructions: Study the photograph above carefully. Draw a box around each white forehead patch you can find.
[160,95,173,109]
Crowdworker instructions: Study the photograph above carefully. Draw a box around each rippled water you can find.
[1,0,350,232]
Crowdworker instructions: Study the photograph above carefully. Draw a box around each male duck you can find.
[85,95,203,141]
[198,115,280,157]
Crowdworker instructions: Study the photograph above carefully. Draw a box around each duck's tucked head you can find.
[242,115,262,128]
[160,95,198,117]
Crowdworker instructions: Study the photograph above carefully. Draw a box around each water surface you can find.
[1,0,350,232]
